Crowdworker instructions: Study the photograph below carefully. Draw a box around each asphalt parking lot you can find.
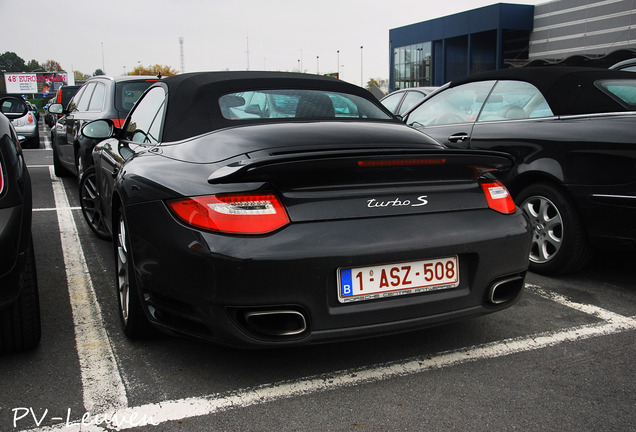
[1,122,634,431]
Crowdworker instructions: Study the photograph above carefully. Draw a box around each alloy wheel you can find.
[117,215,130,325]
[79,169,110,239]
[520,195,563,264]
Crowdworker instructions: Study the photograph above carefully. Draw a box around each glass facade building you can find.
[393,42,432,90]
[389,3,535,91]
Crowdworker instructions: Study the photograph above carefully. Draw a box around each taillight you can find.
[167,193,290,234]
[111,119,126,128]
[27,113,34,124]
[480,180,516,214]
[0,161,4,195]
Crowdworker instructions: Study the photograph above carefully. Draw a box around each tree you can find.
[42,60,63,72]
[74,70,90,83]
[130,64,178,77]
[26,59,42,72]
[366,78,381,89]
[0,52,27,72]
[93,69,105,76]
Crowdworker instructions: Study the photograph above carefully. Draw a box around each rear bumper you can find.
[14,123,38,139]
[126,201,532,347]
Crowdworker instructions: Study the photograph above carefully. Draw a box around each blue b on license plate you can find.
[338,256,459,303]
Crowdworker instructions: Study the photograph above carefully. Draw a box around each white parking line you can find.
[26,280,636,431]
[33,207,81,212]
[38,123,51,150]
[48,166,128,414]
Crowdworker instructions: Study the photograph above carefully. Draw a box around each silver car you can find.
[0,96,39,148]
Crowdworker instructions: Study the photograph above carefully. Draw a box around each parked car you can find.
[380,87,438,116]
[45,85,81,127]
[26,101,39,121]
[610,58,636,72]
[48,75,158,189]
[0,112,40,353]
[403,67,636,275]
[79,71,531,347]
[0,96,39,148]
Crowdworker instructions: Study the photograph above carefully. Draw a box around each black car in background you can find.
[80,71,531,348]
[403,67,636,275]
[49,75,158,238]
[44,85,81,127]
[49,76,158,179]
[0,112,40,353]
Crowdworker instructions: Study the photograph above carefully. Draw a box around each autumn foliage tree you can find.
[41,60,63,72]
[129,64,178,77]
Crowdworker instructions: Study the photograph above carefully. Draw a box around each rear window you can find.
[596,80,636,109]
[219,89,391,120]
[59,86,81,107]
[115,81,157,114]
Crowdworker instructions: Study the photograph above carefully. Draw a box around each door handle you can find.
[448,133,469,143]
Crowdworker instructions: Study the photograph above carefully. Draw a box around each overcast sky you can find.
[2,0,545,85]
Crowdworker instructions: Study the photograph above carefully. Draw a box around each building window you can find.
[393,42,432,90]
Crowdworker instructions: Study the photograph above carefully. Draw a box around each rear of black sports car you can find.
[119,121,532,348]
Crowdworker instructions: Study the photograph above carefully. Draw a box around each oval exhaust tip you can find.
[488,276,524,305]
[244,310,308,337]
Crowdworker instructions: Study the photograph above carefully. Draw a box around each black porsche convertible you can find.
[80,71,531,347]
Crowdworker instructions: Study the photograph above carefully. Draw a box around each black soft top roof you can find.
[449,67,636,116]
[158,71,380,142]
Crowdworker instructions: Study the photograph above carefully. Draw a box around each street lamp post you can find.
[360,46,364,87]
[101,42,105,74]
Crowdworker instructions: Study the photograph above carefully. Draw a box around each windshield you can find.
[219,89,391,120]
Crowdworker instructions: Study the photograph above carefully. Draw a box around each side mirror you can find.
[82,119,114,139]
[0,97,29,118]
[48,103,64,115]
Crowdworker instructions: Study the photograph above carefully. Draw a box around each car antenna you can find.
[157,72,162,79]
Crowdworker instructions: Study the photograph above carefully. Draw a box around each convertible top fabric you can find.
[158,71,381,142]
[449,67,636,116]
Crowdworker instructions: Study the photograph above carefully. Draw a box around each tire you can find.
[79,167,111,240]
[0,240,41,353]
[516,182,593,275]
[26,131,40,149]
[115,210,153,338]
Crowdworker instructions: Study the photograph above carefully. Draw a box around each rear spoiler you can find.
[207,148,513,184]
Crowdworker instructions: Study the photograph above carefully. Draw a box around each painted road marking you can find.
[48,166,128,414]
[33,207,81,212]
[25,280,636,431]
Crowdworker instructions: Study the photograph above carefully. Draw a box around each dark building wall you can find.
[389,3,534,90]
